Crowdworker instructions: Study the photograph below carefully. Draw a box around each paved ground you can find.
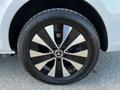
[0,51,120,90]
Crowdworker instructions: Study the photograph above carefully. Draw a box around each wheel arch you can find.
[9,0,108,52]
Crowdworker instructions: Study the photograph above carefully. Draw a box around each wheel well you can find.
[9,0,108,52]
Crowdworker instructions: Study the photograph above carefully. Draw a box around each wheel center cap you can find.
[54,50,63,58]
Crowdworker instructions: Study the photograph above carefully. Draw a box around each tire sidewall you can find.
[18,8,100,84]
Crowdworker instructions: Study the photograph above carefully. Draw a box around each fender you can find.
[85,0,120,51]
[0,0,29,54]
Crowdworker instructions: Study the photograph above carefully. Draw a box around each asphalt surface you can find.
[0,51,120,90]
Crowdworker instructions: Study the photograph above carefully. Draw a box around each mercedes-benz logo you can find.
[54,50,63,58]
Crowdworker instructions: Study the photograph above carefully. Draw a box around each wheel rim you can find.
[29,24,89,78]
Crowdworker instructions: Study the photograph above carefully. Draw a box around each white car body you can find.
[0,0,120,54]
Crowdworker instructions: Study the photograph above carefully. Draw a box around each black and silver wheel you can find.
[18,8,100,84]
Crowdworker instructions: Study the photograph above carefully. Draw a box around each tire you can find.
[17,8,100,85]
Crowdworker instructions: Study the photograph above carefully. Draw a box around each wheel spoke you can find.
[32,34,52,51]
[61,59,71,77]
[45,25,59,48]
[66,50,88,57]
[64,34,86,51]
[63,59,78,74]
[40,59,55,75]
[30,41,51,53]
[59,25,72,48]
[62,25,72,44]
[31,53,54,65]
[60,28,80,50]
[48,59,70,77]
[63,54,86,65]
[55,58,63,77]
[37,28,57,50]
[48,59,56,77]
[35,59,54,71]
[66,41,88,53]
[54,24,63,46]
[30,50,52,58]
[63,58,83,71]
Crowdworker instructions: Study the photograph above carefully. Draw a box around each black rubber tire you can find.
[17,8,100,85]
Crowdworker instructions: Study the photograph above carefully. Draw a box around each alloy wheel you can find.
[29,24,89,78]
